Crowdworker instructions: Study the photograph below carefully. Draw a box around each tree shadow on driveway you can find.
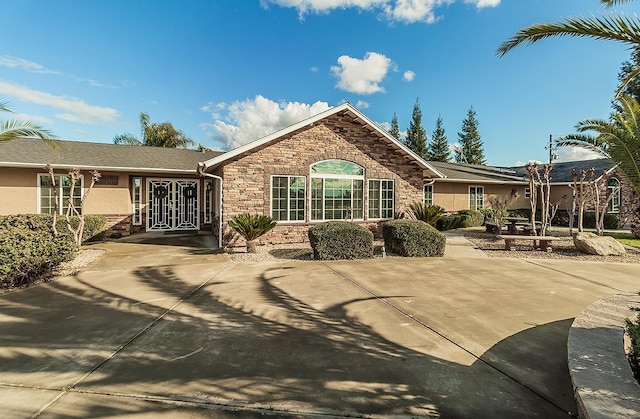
[0,261,575,418]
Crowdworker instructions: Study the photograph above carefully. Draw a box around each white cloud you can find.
[0,55,61,75]
[403,70,416,81]
[356,100,370,109]
[0,82,119,124]
[331,52,391,95]
[264,0,500,24]
[202,95,331,149]
[310,66,319,72]
[13,113,53,124]
[555,146,606,162]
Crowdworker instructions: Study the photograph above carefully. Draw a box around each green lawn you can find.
[603,232,640,249]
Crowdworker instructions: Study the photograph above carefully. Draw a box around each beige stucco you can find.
[432,181,529,212]
[0,168,133,215]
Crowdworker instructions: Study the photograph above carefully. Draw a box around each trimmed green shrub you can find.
[408,202,446,226]
[457,210,484,227]
[55,215,108,242]
[582,212,619,230]
[308,221,373,260]
[383,219,446,257]
[0,214,78,287]
[436,210,483,231]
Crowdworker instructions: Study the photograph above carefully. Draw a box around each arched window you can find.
[607,177,621,213]
[311,160,364,220]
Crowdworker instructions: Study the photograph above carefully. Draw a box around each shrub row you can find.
[436,209,484,231]
[308,219,446,260]
[0,214,107,288]
[508,208,619,229]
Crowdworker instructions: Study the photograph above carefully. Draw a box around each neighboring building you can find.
[0,103,636,248]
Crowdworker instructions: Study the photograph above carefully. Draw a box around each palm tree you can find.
[557,95,640,195]
[1,100,55,143]
[497,0,640,96]
[557,95,640,237]
[113,112,197,148]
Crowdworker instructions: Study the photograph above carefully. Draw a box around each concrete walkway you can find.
[1,232,639,418]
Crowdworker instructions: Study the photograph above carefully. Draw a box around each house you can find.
[512,159,639,228]
[0,103,635,249]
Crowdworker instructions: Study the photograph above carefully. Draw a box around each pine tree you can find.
[389,112,400,140]
[405,98,429,160]
[428,115,450,162]
[457,106,486,165]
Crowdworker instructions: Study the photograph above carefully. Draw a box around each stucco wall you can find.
[0,167,38,214]
[432,181,529,212]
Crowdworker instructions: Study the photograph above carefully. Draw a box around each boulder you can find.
[573,232,626,256]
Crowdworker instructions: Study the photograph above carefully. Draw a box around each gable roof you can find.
[429,161,528,184]
[200,102,446,178]
[0,138,223,174]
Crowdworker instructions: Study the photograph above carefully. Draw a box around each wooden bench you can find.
[496,235,562,252]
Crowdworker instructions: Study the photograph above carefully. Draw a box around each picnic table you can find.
[504,217,529,234]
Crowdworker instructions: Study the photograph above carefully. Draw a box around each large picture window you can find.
[469,186,484,210]
[369,179,394,219]
[608,177,621,213]
[271,176,306,222]
[311,160,364,221]
[38,174,83,215]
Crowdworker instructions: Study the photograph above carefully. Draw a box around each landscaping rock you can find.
[573,232,626,256]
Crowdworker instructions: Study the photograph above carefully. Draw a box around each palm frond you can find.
[602,0,636,6]
[0,119,57,148]
[0,100,12,113]
[498,13,640,57]
[556,134,611,157]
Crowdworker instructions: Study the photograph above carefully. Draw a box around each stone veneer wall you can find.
[581,168,639,228]
[217,111,425,248]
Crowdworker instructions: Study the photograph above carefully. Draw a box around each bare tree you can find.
[45,164,60,236]
[525,162,539,235]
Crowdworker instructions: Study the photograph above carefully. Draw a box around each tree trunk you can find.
[247,240,257,253]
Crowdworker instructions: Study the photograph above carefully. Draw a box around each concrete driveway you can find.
[1,232,638,418]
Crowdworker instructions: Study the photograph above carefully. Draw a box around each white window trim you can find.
[132,177,143,226]
[469,185,484,210]
[607,177,621,214]
[37,173,84,215]
[203,179,212,224]
[524,187,531,199]
[310,160,365,222]
[368,179,395,221]
[423,184,434,206]
[270,175,307,223]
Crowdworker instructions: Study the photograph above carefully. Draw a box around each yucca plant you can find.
[227,213,277,253]
[408,203,446,227]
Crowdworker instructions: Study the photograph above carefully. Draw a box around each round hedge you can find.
[382,219,446,257]
[308,221,373,260]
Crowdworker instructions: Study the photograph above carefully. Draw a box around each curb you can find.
[568,292,640,418]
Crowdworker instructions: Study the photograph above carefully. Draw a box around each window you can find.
[311,160,364,221]
[271,176,306,222]
[132,177,143,225]
[38,174,83,215]
[524,187,531,199]
[369,179,394,219]
[469,186,484,210]
[608,177,621,213]
[423,184,433,206]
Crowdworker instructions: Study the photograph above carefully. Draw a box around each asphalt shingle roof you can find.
[510,158,615,183]
[0,138,224,173]
[429,161,527,183]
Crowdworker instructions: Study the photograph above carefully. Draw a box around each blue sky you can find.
[0,0,636,166]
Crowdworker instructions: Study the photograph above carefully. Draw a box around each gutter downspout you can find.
[198,162,223,249]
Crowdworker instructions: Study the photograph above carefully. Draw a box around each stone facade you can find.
[215,111,427,248]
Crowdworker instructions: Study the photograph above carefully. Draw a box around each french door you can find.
[146,179,200,231]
